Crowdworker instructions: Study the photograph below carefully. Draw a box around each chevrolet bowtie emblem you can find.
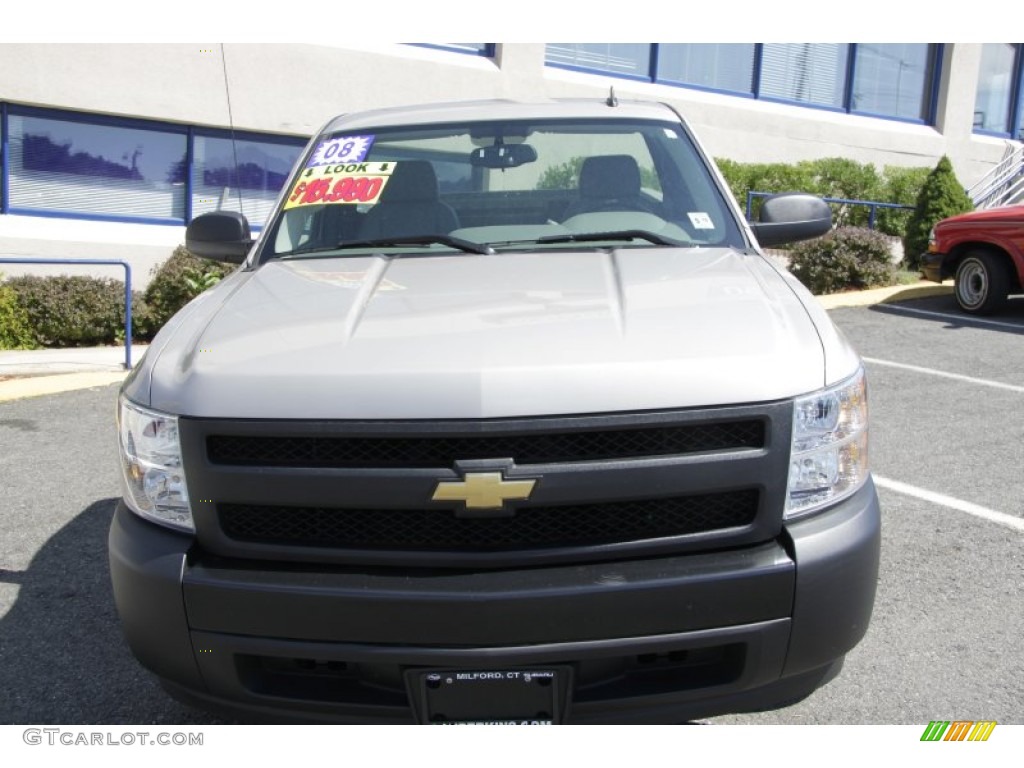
[431,471,536,514]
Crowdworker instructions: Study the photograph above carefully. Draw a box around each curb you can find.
[0,281,956,403]
[814,280,954,310]
[0,371,129,403]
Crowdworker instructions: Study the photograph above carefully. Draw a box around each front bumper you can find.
[922,251,948,283]
[109,479,881,723]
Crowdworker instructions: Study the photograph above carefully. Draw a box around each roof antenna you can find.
[219,43,245,218]
[606,86,619,108]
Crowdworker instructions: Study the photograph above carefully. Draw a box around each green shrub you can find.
[142,245,232,331]
[0,275,38,350]
[803,158,882,229]
[715,157,930,240]
[0,249,223,347]
[876,166,930,238]
[903,156,973,270]
[787,227,897,295]
[6,275,128,347]
[713,157,750,208]
[716,159,815,220]
[125,292,155,342]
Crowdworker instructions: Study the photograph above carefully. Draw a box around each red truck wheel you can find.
[954,250,1011,315]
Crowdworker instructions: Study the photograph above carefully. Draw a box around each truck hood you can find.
[143,248,830,419]
[939,204,1024,227]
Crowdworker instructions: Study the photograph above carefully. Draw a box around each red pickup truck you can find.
[923,204,1024,315]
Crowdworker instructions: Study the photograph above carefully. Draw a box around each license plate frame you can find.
[407,667,571,725]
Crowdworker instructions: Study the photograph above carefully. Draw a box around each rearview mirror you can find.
[470,143,538,169]
[750,193,831,248]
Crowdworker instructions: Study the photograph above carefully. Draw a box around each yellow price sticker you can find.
[284,162,395,210]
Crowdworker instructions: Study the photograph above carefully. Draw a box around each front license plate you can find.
[410,668,568,724]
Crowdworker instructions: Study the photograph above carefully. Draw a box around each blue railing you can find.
[0,258,133,370]
[746,192,915,230]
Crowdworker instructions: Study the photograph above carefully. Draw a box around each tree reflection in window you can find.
[22,133,143,180]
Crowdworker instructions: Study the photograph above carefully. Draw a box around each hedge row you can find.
[2,230,897,347]
[0,155,977,347]
[0,247,232,350]
[715,157,930,238]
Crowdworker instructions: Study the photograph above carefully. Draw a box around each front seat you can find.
[562,154,652,219]
[359,161,459,239]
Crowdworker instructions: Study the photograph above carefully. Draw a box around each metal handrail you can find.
[1001,174,1024,206]
[0,257,133,370]
[968,142,1024,209]
[745,192,914,229]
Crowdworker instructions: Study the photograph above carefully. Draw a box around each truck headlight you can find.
[786,367,869,518]
[117,396,193,533]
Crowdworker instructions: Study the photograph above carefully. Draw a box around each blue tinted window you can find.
[445,43,492,55]
[1018,56,1024,139]
[759,44,849,109]
[657,44,756,94]
[546,44,651,77]
[974,43,1018,133]
[8,112,186,220]
[543,43,939,124]
[411,43,494,56]
[851,44,934,121]
[192,134,304,226]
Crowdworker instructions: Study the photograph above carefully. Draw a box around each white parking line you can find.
[862,357,1024,394]
[880,303,1024,331]
[874,476,1024,533]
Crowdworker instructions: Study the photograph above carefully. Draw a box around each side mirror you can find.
[185,211,253,263]
[750,193,831,248]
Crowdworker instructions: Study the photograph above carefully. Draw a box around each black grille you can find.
[218,490,759,551]
[207,421,765,469]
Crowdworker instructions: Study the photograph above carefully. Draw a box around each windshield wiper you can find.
[277,234,494,259]
[535,229,685,247]
[335,234,495,255]
[276,243,347,259]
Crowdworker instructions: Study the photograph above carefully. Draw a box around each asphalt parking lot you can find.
[0,291,1021,725]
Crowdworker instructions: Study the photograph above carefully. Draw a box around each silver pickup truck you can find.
[111,98,880,724]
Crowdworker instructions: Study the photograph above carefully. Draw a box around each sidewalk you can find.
[0,344,148,402]
[0,281,953,402]
[0,344,147,376]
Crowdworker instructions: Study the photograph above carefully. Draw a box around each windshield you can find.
[261,117,745,260]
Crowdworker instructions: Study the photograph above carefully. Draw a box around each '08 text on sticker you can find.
[308,135,374,167]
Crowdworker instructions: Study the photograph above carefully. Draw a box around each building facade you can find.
[0,43,1021,286]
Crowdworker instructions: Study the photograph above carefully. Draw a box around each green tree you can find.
[903,156,973,270]
[536,157,586,190]
[876,165,930,238]
[536,156,660,192]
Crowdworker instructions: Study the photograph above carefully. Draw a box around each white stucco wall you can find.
[0,215,182,289]
[0,42,1018,286]
[0,43,1010,179]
